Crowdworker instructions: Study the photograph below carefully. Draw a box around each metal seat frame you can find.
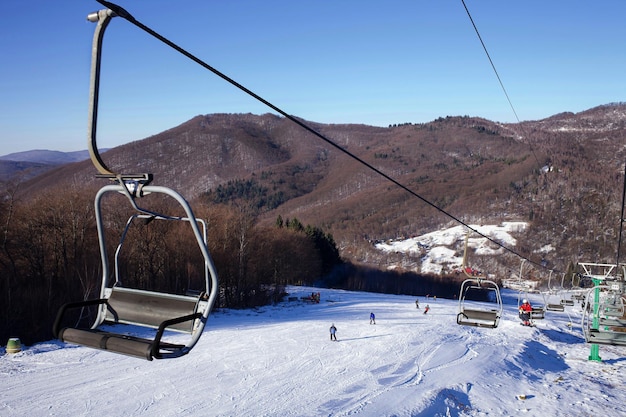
[53,7,218,360]
[456,278,503,329]
[456,230,502,328]
[54,185,219,360]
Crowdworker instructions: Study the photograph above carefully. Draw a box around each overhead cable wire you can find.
[95,0,548,272]
[461,0,520,123]
[460,0,542,168]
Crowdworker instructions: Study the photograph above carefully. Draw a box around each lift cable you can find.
[94,0,549,272]
[460,0,542,168]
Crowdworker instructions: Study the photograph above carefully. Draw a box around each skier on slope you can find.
[329,323,337,341]
[519,299,532,326]
[370,312,376,324]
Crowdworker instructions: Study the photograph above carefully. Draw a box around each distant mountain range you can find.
[0,149,95,164]
[0,149,108,182]
[4,103,626,276]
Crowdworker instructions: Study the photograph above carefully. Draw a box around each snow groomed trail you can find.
[2,287,626,416]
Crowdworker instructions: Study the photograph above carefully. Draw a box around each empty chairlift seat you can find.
[546,303,565,312]
[456,278,503,329]
[54,287,210,360]
[544,294,566,312]
[581,285,626,347]
[53,184,219,360]
[55,10,218,361]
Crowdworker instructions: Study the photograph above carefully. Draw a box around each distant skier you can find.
[424,304,430,314]
[330,323,337,341]
[519,299,532,326]
[415,299,420,309]
[370,312,376,325]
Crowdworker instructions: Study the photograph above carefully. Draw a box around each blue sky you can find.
[2,1,625,155]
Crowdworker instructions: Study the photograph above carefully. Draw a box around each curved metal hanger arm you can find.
[87,9,116,176]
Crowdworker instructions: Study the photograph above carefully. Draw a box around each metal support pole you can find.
[588,277,602,362]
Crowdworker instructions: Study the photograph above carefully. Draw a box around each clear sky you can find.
[2,1,625,155]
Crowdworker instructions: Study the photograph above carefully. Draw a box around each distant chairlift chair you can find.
[531,304,546,320]
[456,230,503,328]
[517,293,545,320]
[582,281,626,346]
[545,273,565,312]
[545,294,565,312]
[560,274,580,306]
[457,278,503,328]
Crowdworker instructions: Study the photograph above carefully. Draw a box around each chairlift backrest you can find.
[456,278,502,328]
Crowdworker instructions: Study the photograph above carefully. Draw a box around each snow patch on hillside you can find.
[375,222,528,274]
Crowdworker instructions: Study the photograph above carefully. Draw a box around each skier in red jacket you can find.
[519,299,532,326]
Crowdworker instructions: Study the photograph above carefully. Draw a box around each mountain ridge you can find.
[0,149,105,182]
[4,103,626,276]
[0,149,95,164]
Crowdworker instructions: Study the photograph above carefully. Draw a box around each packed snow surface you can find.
[2,286,625,416]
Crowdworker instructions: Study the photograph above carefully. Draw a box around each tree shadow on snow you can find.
[539,328,584,345]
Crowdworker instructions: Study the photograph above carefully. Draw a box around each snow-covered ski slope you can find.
[2,286,625,416]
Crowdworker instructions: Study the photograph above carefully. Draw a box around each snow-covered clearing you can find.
[2,286,625,416]
[375,222,529,275]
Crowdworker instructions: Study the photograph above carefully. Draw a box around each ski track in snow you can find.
[2,286,626,416]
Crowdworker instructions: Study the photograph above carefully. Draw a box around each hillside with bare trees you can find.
[8,104,626,271]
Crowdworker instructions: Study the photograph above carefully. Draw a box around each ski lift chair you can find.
[546,303,565,312]
[52,7,219,360]
[456,278,503,329]
[561,273,585,306]
[555,273,572,306]
[544,273,565,311]
[53,183,219,360]
[513,261,545,319]
[545,292,565,312]
[519,304,544,320]
[581,284,626,346]
[456,230,502,328]
[545,295,565,312]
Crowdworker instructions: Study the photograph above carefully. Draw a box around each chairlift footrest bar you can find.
[95,173,153,182]
[58,327,155,360]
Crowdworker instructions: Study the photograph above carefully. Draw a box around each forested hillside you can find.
[8,104,626,272]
